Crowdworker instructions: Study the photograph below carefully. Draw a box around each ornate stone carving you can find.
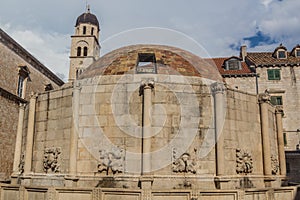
[98,148,124,175]
[139,80,154,96]
[275,105,284,115]
[258,91,270,103]
[43,147,61,173]
[47,187,56,200]
[271,155,279,175]
[236,148,253,174]
[172,152,196,174]
[211,82,226,94]
[92,188,101,200]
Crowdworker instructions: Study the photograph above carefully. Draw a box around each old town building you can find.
[214,44,300,184]
[0,28,64,182]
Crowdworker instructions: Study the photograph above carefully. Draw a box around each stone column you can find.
[258,93,272,176]
[211,82,226,176]
[24,93,37,174]
[12,103,26,175]
[275,106,286,176]
[69,83,81,177]
[140,80,154,175]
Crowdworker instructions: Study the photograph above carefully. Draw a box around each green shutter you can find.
[267,69,280,80]
[274,69,280,80]
[268,70,274,80]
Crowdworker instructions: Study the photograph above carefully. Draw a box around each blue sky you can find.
[1,0,300,81]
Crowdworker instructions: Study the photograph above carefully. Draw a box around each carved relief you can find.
[139,80,155,96]
[211,82,226,94]
[98,148,124,175]
[258,91,270,103]
[172,152,196,174]
[43,147,61,173]
[271,155,279,175]
[236,148,253,174]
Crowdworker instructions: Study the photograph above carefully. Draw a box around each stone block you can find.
[49,98,62,110]
[77,160,98,173]
[58,191,92,200]
[80,104,96,115]
[62,88,73,96]
[36,122,47,132]
[35,111,48,122]
[50,90,63,99]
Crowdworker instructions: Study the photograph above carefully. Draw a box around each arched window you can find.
[83,47,88,56]
[76,69,83,79]
[77,47,81,56]
[91,27,94,36]
[83,26,86,35]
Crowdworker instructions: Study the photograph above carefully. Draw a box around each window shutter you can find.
[268,70,274,80]
[275,70,280,79]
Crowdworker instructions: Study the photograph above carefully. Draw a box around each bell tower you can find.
[68,5,100,81]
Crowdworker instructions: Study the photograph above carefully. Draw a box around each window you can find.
[278,50,286,59]
[83,47,88,56]
[225,59,241,70]
[76,69,83,79]
[91,27,94,35]
[83,26,86,35]
[17,76,24,97]
[77,47,81,56]
[296,50,300,57]
[136,53,157,74]
[270,96,283,105]
[267,69,280,80]
[283,133,287,146]
[17,66,30,98]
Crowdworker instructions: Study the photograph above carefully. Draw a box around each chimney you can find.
[240,45,247,62]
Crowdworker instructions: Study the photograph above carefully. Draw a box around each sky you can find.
[0,0,300,81]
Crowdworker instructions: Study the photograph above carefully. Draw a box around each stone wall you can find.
[0,31,64,182]
[0,184,298,200]
[223,89,263,177]
[224,77,256,94]
[0,95,19,181]
[31,86,73,175]
[15,75,284,190]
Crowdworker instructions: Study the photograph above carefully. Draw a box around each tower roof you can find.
[75,7,99,29]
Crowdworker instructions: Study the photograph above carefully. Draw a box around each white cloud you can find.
[1,24,70,82]
[0,0,300,79]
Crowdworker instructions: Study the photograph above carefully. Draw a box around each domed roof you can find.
[75,9,99,29]
[79,44,222,81]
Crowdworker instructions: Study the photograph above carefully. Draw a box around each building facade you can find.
[0,8,299,200]
[0,28,64,182]
[214,44,300,184]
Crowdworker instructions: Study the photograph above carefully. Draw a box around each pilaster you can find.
[275,106,286,176]
[211,82,226,177]
[23,93,38,175]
